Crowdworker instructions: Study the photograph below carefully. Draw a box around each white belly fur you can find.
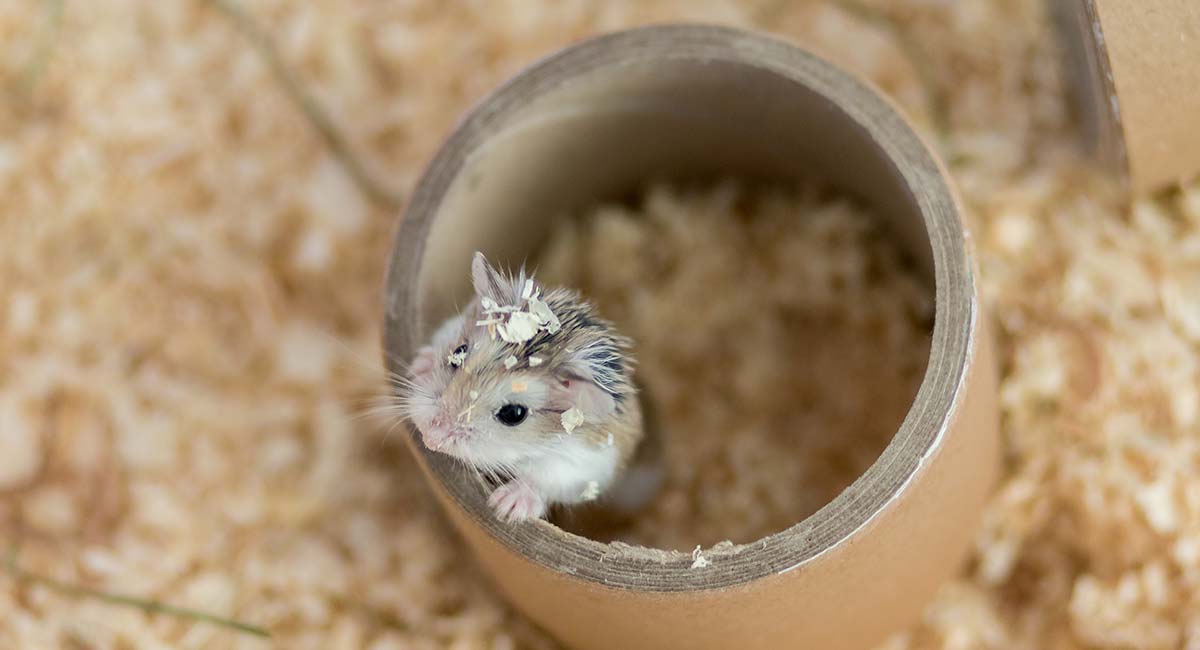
[518,436,619,505]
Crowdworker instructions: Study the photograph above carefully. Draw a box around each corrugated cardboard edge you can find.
[383,25,1000,649]
[406,325,997,650]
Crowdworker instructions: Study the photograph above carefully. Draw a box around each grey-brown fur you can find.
[484,287,635,406]
[468,259,642,465]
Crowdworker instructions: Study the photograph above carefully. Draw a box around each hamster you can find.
[402,252,644,522]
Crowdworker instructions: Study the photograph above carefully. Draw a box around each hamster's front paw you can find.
[488,481,546,522]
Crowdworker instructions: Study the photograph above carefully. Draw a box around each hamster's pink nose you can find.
[422,417,459,452]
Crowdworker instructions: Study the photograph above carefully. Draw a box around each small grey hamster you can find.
[402,252,644,522]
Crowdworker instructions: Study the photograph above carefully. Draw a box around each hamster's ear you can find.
[472,252,513,305]
[552,350,618,419]
[553,374,616,419]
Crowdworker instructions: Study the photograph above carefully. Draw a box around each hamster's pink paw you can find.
[488,481,546,522]
[410,346,437,379]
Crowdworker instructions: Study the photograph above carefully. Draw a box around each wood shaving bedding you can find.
[539,181,932,550]
[2,0,1199,648]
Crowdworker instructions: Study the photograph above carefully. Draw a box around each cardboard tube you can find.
[383,25,998,650]
[1055,0,1200,193]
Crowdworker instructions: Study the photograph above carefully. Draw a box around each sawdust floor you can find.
[3,1,1200,648]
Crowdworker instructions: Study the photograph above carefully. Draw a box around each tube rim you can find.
[383,24,980,592]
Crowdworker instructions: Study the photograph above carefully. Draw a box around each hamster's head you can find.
[405,253,621,471]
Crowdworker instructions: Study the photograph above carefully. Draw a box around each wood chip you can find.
[497,312,540,343]
[561,407,584,434]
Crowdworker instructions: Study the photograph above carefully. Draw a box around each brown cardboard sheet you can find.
[1056,0,1200,193]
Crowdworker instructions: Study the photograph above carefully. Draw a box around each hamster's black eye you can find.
[447,343,468,368]
[495,403,528,426]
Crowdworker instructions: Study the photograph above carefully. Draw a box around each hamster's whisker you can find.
[312,330,418,381]
[375,410,414,449]
[451,453,490,492]
[353,394,430,423]
[380,348,419,373]
[351,394,407,410]
[353,404,405,423]
[472,466,490,491]
[383,373,422,391]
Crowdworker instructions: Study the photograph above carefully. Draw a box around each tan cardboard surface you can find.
[1065,0,1200,192]
[384,25,999,649]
